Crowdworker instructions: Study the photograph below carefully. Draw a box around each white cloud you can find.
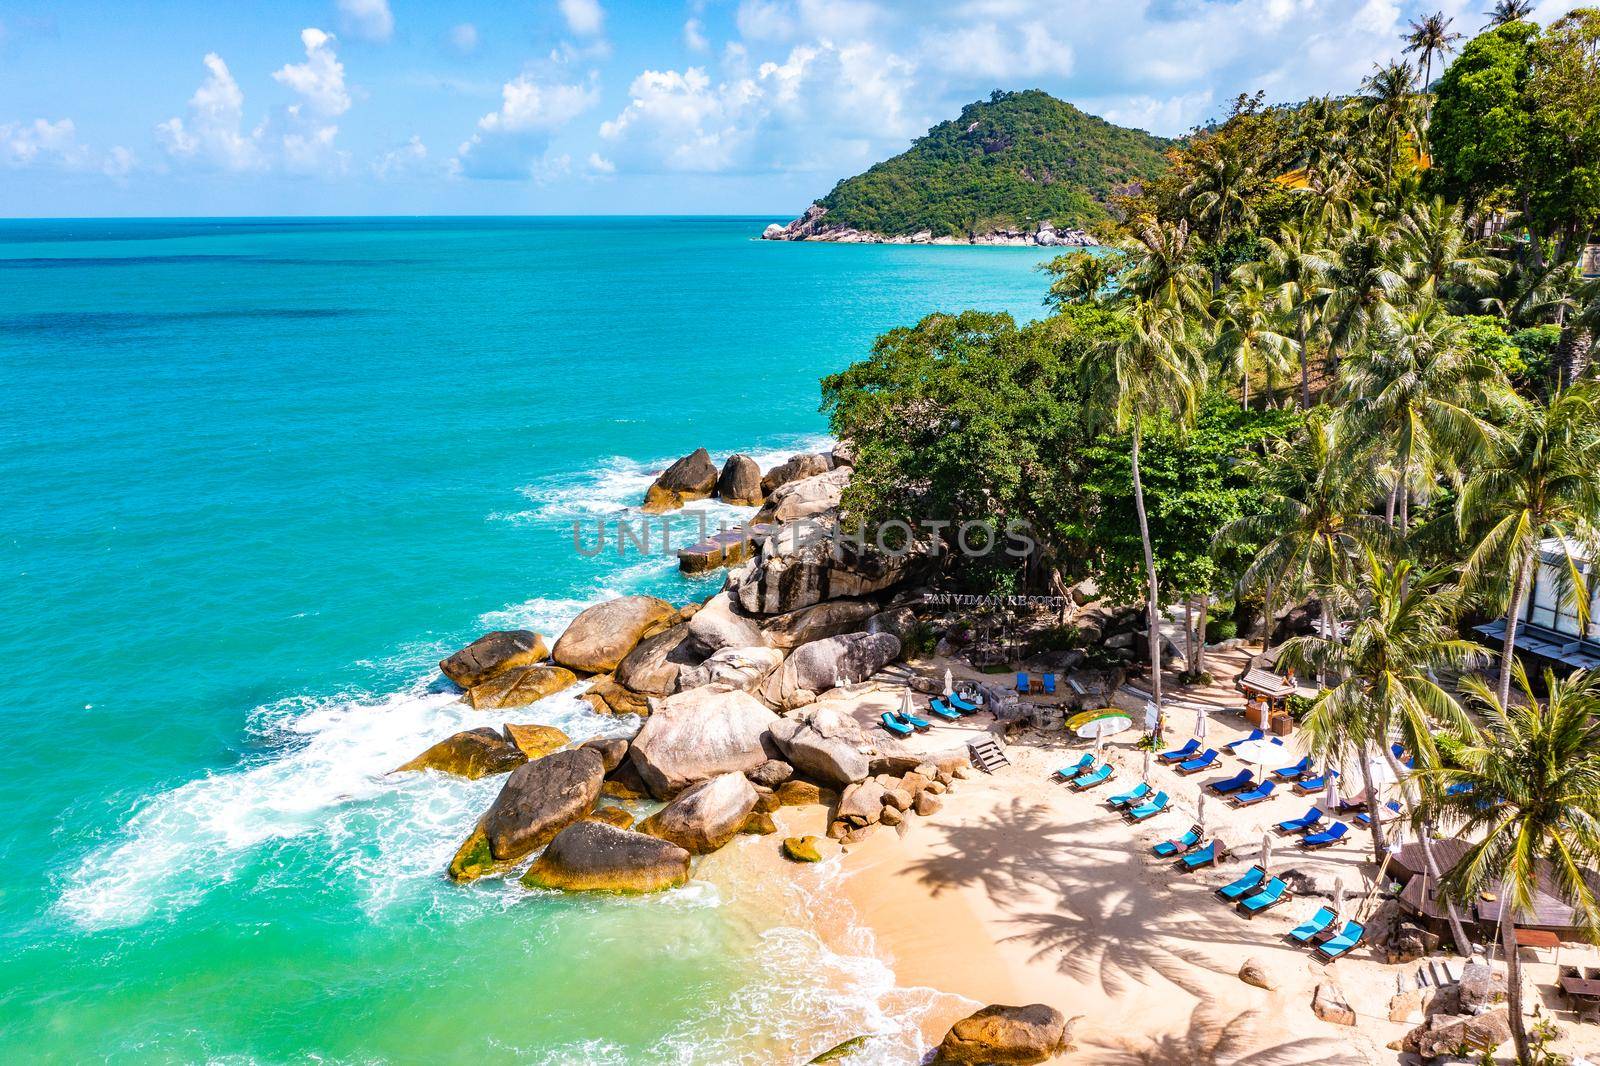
[559,0,605,37]
[337,0,393,43]
[373,135,428,178]
[1087,90,1215,136]
[1,117,84,167]
[273,28,351,118]
[736,0,797,41]
[587,151,615,173]
[456,71,600,179]
[157,53,263,171]
[684,17,709,52]
[282,124,346,175]
[449,22,479,54]
[478,74,599,133]
[102,145,137,179]
[919,19,1074,78]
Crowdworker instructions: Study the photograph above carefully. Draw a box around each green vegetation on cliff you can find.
[814,90,1172,238]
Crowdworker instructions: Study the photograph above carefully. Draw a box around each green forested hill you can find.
[814,90,1173,238]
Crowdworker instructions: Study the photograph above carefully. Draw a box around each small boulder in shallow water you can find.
[468,665,578,710]
[392,727,527,780]
[782,835,827,862]
[440,630,549,688]
[448,748,605,882]
[638,771,758,854]
[642,448,718,513]
[520,820,691,893]
[502,723,570,759]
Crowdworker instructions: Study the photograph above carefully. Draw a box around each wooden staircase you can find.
[968,737,1010,774]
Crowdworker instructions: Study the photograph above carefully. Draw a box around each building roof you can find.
[1475,618,1600,671]
[1394,837,1599,934]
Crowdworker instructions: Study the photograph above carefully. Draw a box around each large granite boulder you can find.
[837,779,888,824]
[503,723,571,759]
[759,599,880,649]
[614,623,700,698]
[642,448,718,512]
[716,454,763,506]
[734,528,928,617]
[759,632,902,709]
[755,467,850,524]
[392,727,527,779]
[934,1004,1072,1065]
[760,452,830,496]
[447,748,605,881]
[627,685,779,798]
[677,645,785,692]
[520,821,691,893]
[638,771,759,854]
[767,704,872,787]
[685,591,766,656]
[467,665,579,709]
[440,630,549,688]
[1311,982,1355,1026]
[552,595,677,674]
[1392,1008,1511,1058]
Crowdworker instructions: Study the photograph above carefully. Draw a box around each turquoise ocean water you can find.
[0,217,1051,1063]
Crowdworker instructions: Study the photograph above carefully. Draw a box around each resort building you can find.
[1475,537,1600,672]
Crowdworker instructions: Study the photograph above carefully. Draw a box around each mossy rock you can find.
[392,728,526,780]
[520,821,691,893]
[740,811,777,835]
[782,836,824,862]
[468,665,578,710]
[581,676,652,716]
[446,823,518,882]
[809,1036,869,1063]
[586,805,636,830]
[776,780,838,807]
[502,723,570,759]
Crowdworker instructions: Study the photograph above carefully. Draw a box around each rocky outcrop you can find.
[759,633,902,709]
[759,599,880,649]
[768,705,872,787]
[627,685,779,799]
[440,630,549,688]
[760,452,831,496]
[762,204,1095,248]
[717,454,763,506]
[933,1003,1072,1064]
[467,665,579,709]
[614,623,700,698]
[552,595,677,674]
[447,748,605,881]
[755,467,850,525]
[638,772,759,854]
[392,727,527,779]
[685,591,766,656]
[581,675,652,716]
[776,779,836,807]
[502,723,571,759]
[733,527,928,617]
[747,759,793,788]
[520,821,691,893]
[642,448,718,513]
[677,645,784,692]
[1392,1009,1511,1057]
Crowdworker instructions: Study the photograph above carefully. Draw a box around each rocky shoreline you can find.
[761,203,1097,248]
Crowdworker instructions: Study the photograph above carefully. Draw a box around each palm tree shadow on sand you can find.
[1085,997,1345,1066]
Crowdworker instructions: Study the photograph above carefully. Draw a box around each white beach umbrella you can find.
[900,688,914,718]
[1193,706,1208,740]
[1233,738,1287,781]
[1324,773,1341,812]
[1332,877,1346,925]
[1365,756,1401,790]
[1142,747,1153,782]
[943,668,954,697]
[1260,832,1273,875]
[1196,793,1208,832]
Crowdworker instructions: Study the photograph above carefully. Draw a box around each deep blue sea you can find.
[0,216,1052,1062]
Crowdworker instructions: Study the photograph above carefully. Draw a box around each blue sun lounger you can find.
[1069,764,1114,791]
[1054,754,1095,780]
[1391,742,1415,769]
[1179,840,1221,870]
[901,709,932,731]
[1272,756,1312,781]
[1207,769,1254,795]
[1275,807,1324,834]
[1108,782,1151,808]
[1446,782,1473,797]
[1222,729,1265,754]
[1314,920,1365,962]
[1231,780,1276,806]
[1157,739,1200,764]
[1016,672,1030,694]
[880,712,913,737]
[1238,876,1292,916]
[1355,800,1402,826]
[926,699,961,721]
[1300,822,1349,849]
[1151,824,1201,857]
[1217,864,1267,901]
[1289,906,1338,944]
[947,692,979,713]
[1126,791,1169,821]
[1292,769,1339,795]
[1042,672,1056,695]
[1176,748,1219,775]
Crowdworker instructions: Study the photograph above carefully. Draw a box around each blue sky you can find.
[0,0,1585,217]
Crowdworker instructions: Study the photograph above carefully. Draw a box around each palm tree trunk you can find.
[1131,423,1165,732]
[1500,549,1532,708]
[1263,579,1277,650]
[1297,310,1311,409]
[1196,598,1210,676]
[1184,598,1196,674]
[1503,913,1531,1063]
[1357,747,1385,862]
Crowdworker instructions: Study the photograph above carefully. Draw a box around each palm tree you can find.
[1118,218,1212,318]
[1338,301,1505,532]
[1259,223,1332,408]
[1213,273,1298,408]
[1280,551,1482,955]
[1360,61,1423,189]
[1483,0,1535,30]
[1043,249,1121,310]
[1427,664,1600,1064]
[1402,12,1464,93]
[1400,195,1504,297]
[1180,143,1257,282]
[1458,385,1600,706]
[1215,411,1386,658]
[1089,300,1207,731]
[1323,213,1411,370]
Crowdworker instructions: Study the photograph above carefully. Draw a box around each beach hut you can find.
[1237,666,1296,733]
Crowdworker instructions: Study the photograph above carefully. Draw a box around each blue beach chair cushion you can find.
[1232,780,1277,805]
[1272,756,1312,780]
[947,692,979,712]
[1217,865,1267,900]
[1042,673,1056,694]
[1176,749,1218,774]
[1069,764,1113,790]
[1275,807,1325,834]
[1315,921,1366,961]
[1239,877,1290,914]
[1355,800,1403,826]
[1151,825,1201,857]
[1289,906,1338,943]
[1055,754,1095,779]
[1207,769,1254,795]
[1157,739,1200,764]
[1223,728,1264,754]
[1016,672,1029,693]
[927,699,961,721]
[1108,782,1151,808]
[1300,822,1350,849]
[879,712,912,737]
[1179,841,1220,870]
[1126,791,1170,821]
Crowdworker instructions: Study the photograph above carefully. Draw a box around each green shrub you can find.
[1205,618,1239,642]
